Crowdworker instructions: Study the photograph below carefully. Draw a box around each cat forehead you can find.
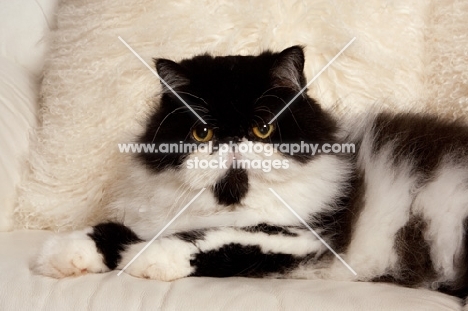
[177,54,276,102]
[181,52,276,69]
[155,46,306,114]
[178,54,277,84]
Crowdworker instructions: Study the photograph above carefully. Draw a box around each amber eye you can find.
[192,126,214,142]
[252,124,274,139]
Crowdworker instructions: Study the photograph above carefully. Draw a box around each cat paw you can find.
[33,230,109,278]
[122,238,195,281]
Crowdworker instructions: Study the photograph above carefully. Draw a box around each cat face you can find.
[137,46,338,205]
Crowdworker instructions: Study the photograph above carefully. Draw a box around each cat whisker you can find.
[255,94,288,107]
[256,85,291,99]
[287,106,303,131]
[151,107,194,143]
[275,121,283,142]
[164,173,209,224]
[252,112,277,130]
[190,105,210,114]
[253,108,275,115]
[175,91,210,111]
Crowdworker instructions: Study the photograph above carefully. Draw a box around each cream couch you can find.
[0,1,464,310]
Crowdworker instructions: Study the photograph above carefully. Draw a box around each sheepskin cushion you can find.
[14,0,468,230]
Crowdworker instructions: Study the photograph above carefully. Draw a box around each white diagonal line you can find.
[269,37,356,124]
[268,188,357,276]
[118,36,207,124]
[117,188,206,276]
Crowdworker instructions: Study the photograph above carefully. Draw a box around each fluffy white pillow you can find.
[13,0,467,230]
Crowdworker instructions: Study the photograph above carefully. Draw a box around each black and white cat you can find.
[34,46,468,301]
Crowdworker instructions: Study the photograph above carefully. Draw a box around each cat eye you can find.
[252,124,274,139]
[192,126,214,142]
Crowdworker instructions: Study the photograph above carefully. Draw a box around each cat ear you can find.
[270,46,305,91]
[154,58,190,91]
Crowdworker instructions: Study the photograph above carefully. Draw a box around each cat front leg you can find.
[119,237,197,281]
[34,222,325,281]
[33,228,108,278]
[119,225,325,281]
[33,222,141,278]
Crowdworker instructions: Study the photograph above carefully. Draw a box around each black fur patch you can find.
[241,223,298,237]
[174,229,207,243]
[372,215,436,287]
[438,217,468,298]
[88,222,142,270]
[394,215,436,286]
[213,168,249,205]
[372,113,468,176]
[190,243,301,277]
[310,163,366,253]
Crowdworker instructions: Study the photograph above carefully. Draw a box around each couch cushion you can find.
[0,230,462,310]
[0,0,59,230]
[0,0,59,77]
[0,58,38,230]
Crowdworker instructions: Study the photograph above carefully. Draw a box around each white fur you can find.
[107,144,350,241]
[33,228,108,278]
[413,166,468,282]
[327,120,468,287]
[120,238,196,281]
[328,127,417,280]
[196,228,324,256]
